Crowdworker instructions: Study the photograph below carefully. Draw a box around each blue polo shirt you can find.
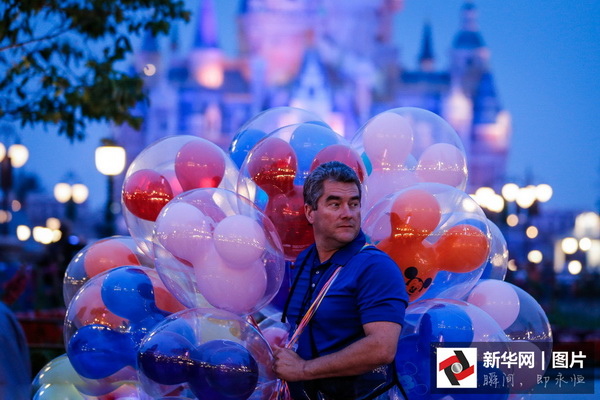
[285,230,408,360]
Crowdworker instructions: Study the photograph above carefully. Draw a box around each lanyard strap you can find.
[285,264,343,350]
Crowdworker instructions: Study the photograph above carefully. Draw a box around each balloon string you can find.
[286,265,342,350]
[247,314,262,332]
[276,265,343,399]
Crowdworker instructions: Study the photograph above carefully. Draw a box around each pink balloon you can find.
[362,169,419,213]
[155,202,214,264]
[415,143,467,188]
[161,169,184,197]
[175,139,226,191]
[261,326,289,349]
[213,215,267,268]
[467,280,520,330]
[362,112,414,169]
[195,245,267,315]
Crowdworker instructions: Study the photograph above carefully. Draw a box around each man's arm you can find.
[272,321,401,382]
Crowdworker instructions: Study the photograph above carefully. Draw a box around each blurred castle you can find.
[114,0,511,192]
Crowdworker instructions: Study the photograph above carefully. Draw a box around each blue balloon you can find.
[101,266,166,322]
[163,317,198,345]
[68,324,135,379]
[395,334,436,400]
[189,339,259,400]
[419,304,474,345]
[229,128,267,168]
[289,122,340,174]
[361,151,373,175]
[138,331,195,385]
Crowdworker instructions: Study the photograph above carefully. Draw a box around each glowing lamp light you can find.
[33,226,53,244]
[561,237,579,255]
[528,250,543,264]
[487,194,505,213]
[568,260,582,275]
[46,218,61,230]
[95,145,126,176]
[16,225,30,241]
[526,226,539,239]
[53,183,72,203]
[579,237,592,252]
[501,183,519,202]
[0,210,11,224]
[535,184,553,202]
[506,214,519,227]
[507,259,518,271]
[71,184,89,204]
[194,63,224,89]
[516,185,536,209]
[7,144,29,167]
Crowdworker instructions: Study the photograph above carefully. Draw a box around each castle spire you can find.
[194,0,219,49]
[453,0,484,49]
[418,22,435,72]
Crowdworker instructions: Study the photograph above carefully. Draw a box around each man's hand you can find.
[272,345,308,382]
[272,321,401,382]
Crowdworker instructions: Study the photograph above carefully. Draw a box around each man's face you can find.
[305,180,361,252]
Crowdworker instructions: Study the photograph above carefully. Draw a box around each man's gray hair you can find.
[303,161,361,209]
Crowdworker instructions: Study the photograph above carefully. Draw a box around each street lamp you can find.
[1,130,29,236]
[95,140,126,237]
[54,181,89,221]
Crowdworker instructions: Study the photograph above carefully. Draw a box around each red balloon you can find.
[84,239,141,278]
[246,137,297,195]
[265,185,313,260]
[434,224,490,273]
[376,240,437,302]
[310,144,366,182]
[175,140,226,191]
[123,169,173,221]
[389,189,441,241]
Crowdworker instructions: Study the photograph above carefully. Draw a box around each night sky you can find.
[18,0,600,213]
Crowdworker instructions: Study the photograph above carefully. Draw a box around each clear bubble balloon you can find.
[480,220,509,280]
[363,183,491,303]
[396,299,510,400]
[238,122,365,260]
[351,107,467,214]
[501,283,552,343]
[63,236,153,307]
[137,308,277,400]
[122,135,239,258]
[64,266,185,385]
[153,188,285,315]
[229,106,325,169]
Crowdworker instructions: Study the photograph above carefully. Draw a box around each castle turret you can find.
[290,47,334,124]
[418,22,435,72]
[450,1,490,97]
[188,0,224,89]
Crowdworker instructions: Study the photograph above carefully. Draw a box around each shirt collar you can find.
[325,230,366,267]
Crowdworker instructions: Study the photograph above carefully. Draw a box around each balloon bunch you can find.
[229,106,326,168]
[352,108,552,399]
[153,188,286,315]
[122,135,239,257]
[365,185,490,302]
[352,107,468,213]
[33,105,553,400]
[62,236,153,305]
[239,122,366,260]
[137,308,276,399]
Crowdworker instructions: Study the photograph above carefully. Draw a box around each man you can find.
[273,161,408,399]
